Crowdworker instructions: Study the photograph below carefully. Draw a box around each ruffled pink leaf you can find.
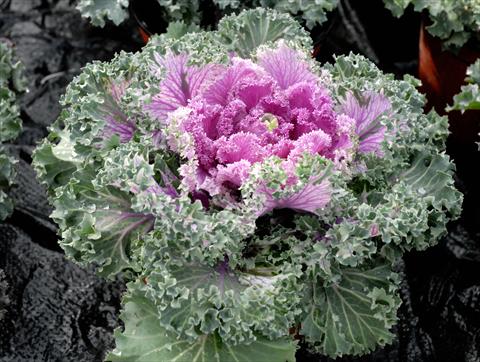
[257,45,317,90]
[272,139,295,159]
[216,99,247,137]
[289,129,332,161]
[203,58,259,106]
[215,132,266,164]
[216,160,252,188]
[232,74,274,111]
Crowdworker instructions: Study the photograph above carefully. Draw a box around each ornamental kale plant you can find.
[383,0,480,49]
[448,59,480,112]
[0,41,26,220]
[33,8,462,361]
[77,0,338,29]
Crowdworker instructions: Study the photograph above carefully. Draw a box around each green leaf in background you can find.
[76,0,129,27]
[383,0,480,49]
[0,152,15,220]
[0,41,26,220]
[76,0,339,30]
[448,59,480,113]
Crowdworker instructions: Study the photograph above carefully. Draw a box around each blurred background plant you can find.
[383,0,480,50]
[0,40,26,221]
[76,0,339,29]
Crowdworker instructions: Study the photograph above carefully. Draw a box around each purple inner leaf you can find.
[340,91,391,155]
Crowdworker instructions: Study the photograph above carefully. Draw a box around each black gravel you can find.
[0,225,125,362]
[1,0,479,362]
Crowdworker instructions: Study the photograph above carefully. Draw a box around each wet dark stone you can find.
[9,21,42,36]
[0,270,9,322]
[0,225,125,362]
[9,0,42,12]
[404,228,480,362]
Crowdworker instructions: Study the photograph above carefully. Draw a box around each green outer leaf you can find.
[138,254,302,345]
[52,169,154,278]
[301,262,400,357]
[361,150,463,251]
[32,138,78,192]
[217,7,312,58]
[400,151,461,213]
[108,282,297,362]
[326,54,461,255]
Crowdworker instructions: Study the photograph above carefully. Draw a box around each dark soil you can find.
[1,0,479,361]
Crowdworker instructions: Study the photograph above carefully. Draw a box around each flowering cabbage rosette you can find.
[34,8,462,361]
